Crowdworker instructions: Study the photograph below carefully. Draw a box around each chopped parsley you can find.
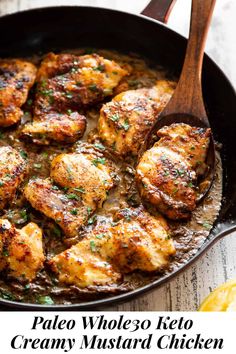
[172,187,179,194]
[37,295,54,305]
[176,169,185,177]
[0,181,4,187]
[110,113,120,122]
[87,215,97,225]
[93,65,105,72]
[92,157,106,166]
[94,143,105,151]
[2,247,9,257]
[26,98,33,106]
[202,222,212,230]
[20,150,28,159]
[20,209,28,222]
[121,119,130,131]
[53,226,61,237]
[70,209,78,215]
[90,241,97,252]
[87,207,92,214]
[67,193,80,201]
[42,152,48,158]
[65,92,73,99]
[89,84,98,92]
[52,185,59,191]
[1,290,15,301]
[24,284,31,291]
[96,233,106,239]
[74,187,85,193]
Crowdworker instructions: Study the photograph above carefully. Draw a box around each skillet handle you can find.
[212,225,236,242]
[141,0,177,23]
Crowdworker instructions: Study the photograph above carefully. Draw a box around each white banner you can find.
[0,312,234,353]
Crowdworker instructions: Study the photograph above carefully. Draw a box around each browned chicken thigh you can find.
[0,59,37,127]
[24,150,115,238]
[98,80,175,156]
[21,112,86,145]
[49,207,175,288]
[0,146,27,210]
[136,123,211,220]
[24,178,89,239]
[21,53,127,144]
[0,219,45,282]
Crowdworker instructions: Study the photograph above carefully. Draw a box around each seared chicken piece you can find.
[24,151,114,238]
[50,151,114,209]
[98,80,175,156]
[49,207,175,288]
[0,219,13,271]
[156,123,211,171]
[0,59,37,127]
[24,178,89,238]
[21,53,127,145]
[35,52,128,107]
[21,112,86,145]
[0,146,27,210]
[136,123,211,220]
[0,219,45,282]
[49,240,121,288]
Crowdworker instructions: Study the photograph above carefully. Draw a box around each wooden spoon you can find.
[139,0,216,200]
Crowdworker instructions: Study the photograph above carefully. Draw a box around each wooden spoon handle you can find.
[162,0,216,123]
[141,0,177,23]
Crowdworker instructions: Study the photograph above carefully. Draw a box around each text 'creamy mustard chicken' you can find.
[0,49,221,305]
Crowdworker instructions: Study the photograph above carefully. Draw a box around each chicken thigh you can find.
[136,123,211,219]
[49,207,175,288]
[24,150,115,238]
[0,146,27,210]
[0,219,45,282]
[21,53,127,144]
[98,80,175,156]
[0,59,37,127]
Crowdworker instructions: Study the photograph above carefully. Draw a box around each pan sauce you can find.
[0,49,222,305]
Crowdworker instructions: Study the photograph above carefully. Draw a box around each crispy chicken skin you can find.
[21,112,86,145]
[0,59,37,127]
[21,53,127,145]
[0,219,45,282]
[24,151,115,238]
[49,207,175,288]
[136,123,211,220]
[0,146,27,210]
[98,80,175,156]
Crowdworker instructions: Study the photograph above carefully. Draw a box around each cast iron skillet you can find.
[0,1,235,309]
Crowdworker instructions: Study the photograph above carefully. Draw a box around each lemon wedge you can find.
[199,278,236,311]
